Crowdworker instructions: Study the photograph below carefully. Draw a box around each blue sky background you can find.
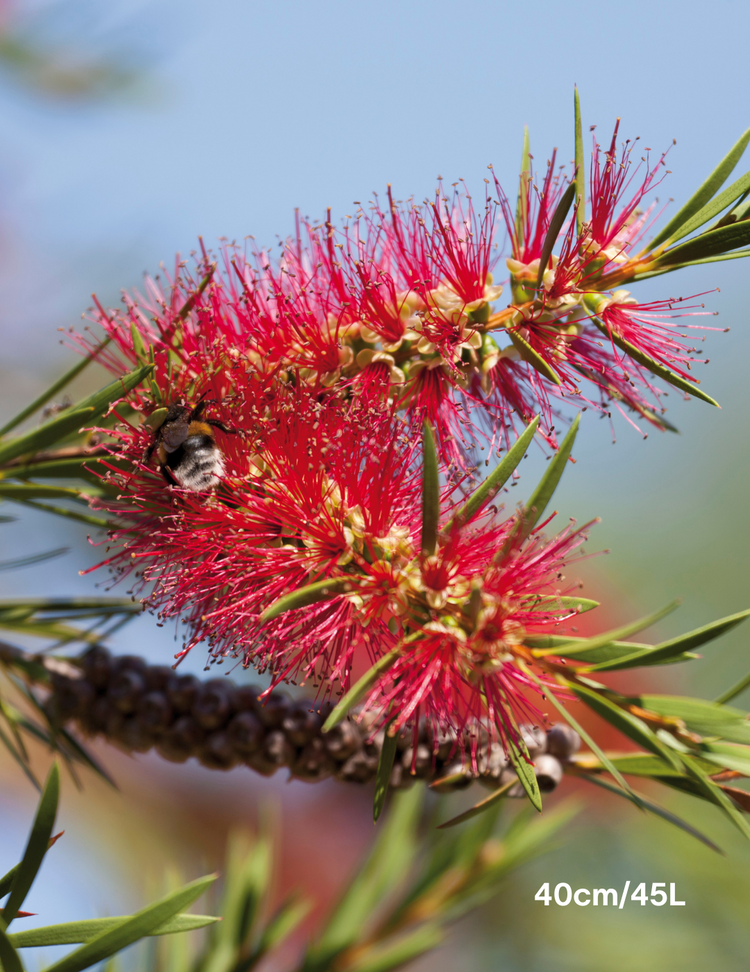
[2,1,750,969]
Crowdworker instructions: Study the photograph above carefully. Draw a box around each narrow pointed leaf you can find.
[588,608,750,672]
[579,774,723,853]
[5,457,126,481]
[0,338,111,439]
[677,757,750,842]
[698,741,750,777]
[505,414,579,553]
[633,247,750,281]
[252,895,311,962]
[5,500,112,528]
[445,415,539,531]
[420,421,439,557]
[344,923,444,972]
[521,664,636,798]
[574,86,585,234]
[665,168,750,244]
[0,364,153,467]
[653,219,750,268]
[587,314,719,406]
[649,126,750,249]
[633,695,750,745]
[437,778,517,829]
[533,599,680,659]
[0,549,69,572]
[715,669,750,705]
[0,484,95,503]
[373,722,399,822]
[522,594,599,615]
[3,763,59,924]
[507,330,562,385]
[0,927,24,972]
[322,646,402,732]
[515,125,531,240]
[506,733,542,812]
[570,685,682,770]
[259,576,353,624]
[8,914,219,948]
[536,179,577,288]
[41,874,217,972]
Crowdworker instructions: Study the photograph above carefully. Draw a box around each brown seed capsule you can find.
[431,761,473,792]
[520,724,547,757]
[107,669,146,715]
[262,729,295,768]
[434,727,460,762]
[546,724,581,760]
[144,666,174,692]
[337,750,378,784]
[160,715,206,758]
[166,674,201,714]
[256,691,290,728]
[48,674,95,722]
[283,701,323,747]
[112,716,154,754]
[199,731,239,770]
[112,655,147,676]
[500,766,525,799]
[322,720,361,762]
[136,691,173,732]
[534,754,564,792]
[225,711,264,756]
[192,680,237,730]
[401,744,432,778]
[80,646,112,689]
[477,742,509,790]
[235,685,262,712]
[389,761,415,790]
[291,738,335,782]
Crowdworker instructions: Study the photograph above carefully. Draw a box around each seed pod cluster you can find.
[44,646,581,792]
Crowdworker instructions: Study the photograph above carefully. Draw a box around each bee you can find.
[143,398,235,492]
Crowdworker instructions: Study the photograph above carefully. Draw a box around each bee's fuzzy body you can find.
[145,403,233,493]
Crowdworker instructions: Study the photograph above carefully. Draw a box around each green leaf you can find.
[322,646,402,733]
[571,751,686,778]
[586,313,719,407]
[41,874,217,972]
[507,329,562,385]
[506,732,542,812]
[574,86,585,234]
[0,549,69,572]
[259,576,353,624]
[715,669,750,705]
[3,763,59,925]
[535,599,680,659]
[677,757,750,842]
[571,685,682,770]
[344,923,444,972]
[5,456,126,481]
[2,499,112,529]
[648,126,750,250]
[437,778,517,829]
[632,247,750,281]
[521,594,599,615]
[515,125,531,242]
[0,484,95,503]
[587,608,750,672]
[0,863,20,899]
[420,421,439,557]
[0,926,25,972]
[9,914,219,948]
[698,741,750,777]
[306,788,421,971]
[0,598,136,614]
[500,415,579,556]
[536,179,577,289]
[0,338,111,439]
[579,774,723,853]
[444,415,539,532]
[634,695,750,745]
[664,168,750,245]
[251,894,311,964]
[0,364,153,467]
[373,721,399,823]
[521,664,636,798]
[653,219,750,269]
